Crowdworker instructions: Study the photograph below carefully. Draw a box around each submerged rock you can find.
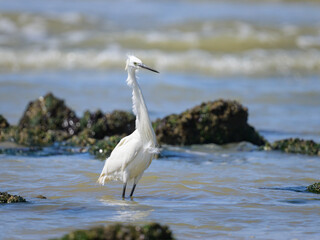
[0,115,9,128]
[265,138,320,156]
[88,135,123,159]
[307,182,320,194]
[52,223,174,240]
[0,141,42,155]
[36,195,47,199]
[19,93,80,136]
[153,100,266,146]
[0,192,27,203]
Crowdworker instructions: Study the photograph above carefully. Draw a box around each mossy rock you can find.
[89,135,123,159]
[0,192,27,203]
[105,110,135,136]
[52,223,174,240]
[307,182,320,194]
[153,99,266,146]
[266,138,320,155]
[79,110,135,140]
[0,126,68,146]
[79,110,108,139]
[19,93,80,136]
[66,129,97,147]
[0,115,9,128]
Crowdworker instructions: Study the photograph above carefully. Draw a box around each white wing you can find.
[98,130,142,184]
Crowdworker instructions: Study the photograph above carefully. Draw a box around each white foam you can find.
[297,35,320,48]
[1,47,320,76]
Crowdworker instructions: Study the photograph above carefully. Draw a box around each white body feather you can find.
[98,56,158,188]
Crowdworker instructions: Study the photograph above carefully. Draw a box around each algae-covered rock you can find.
[89,135,123,159]
[307,182,320,194]
[79,110,135,140]
[105,110,135,136]
[153,99,266,146]
[52,223,174,240]
[0,115,9,128]
[66,129,97,147]
[79,110,108,139]
[0,126,68,146]
[0,192,27,203]
[19,93,80,136]
[266,138,320,155]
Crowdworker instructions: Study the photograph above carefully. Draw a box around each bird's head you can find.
[125,55,159,73]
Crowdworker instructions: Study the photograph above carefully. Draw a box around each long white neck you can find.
[127,68,157,146]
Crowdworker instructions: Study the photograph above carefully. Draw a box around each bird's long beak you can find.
[138,63,159,73]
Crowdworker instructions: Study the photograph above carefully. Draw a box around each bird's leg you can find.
[122,183,127,199]
[130,183,137,198]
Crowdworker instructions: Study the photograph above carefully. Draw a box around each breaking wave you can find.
[1,48,320,76]
[1,12,320,76]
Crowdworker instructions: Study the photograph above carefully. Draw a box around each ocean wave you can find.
[1,12,320,76]
[1,12,320,51]
[1,48,320,76]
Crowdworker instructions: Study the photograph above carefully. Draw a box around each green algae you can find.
[66,129,97,147]
[52,223,174,240]
[19,92,80,136]
[0,192,26,203]
[105,110,135,136]
[153,99,266,146]
[0,115,9,128]
[88,135,123,159]
[0,126,68,147]
[79,110,135,139]
[1,94,270,159]
[265,138,320,156]
[307,182,320,194]
[79,110,108,139]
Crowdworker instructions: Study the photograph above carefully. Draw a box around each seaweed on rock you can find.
[79,110,135,139]
[52,223,174,240]
[153,99,266,146]
[19,92,80,136]
[265,138,320,156]
[0,115,9,128]
[0,192,26,203]
[89,135,123,159]
[307,182,320,194]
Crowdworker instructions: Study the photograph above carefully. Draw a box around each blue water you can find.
[1,0,320,239]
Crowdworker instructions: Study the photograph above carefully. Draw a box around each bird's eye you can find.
[133,62,137,66]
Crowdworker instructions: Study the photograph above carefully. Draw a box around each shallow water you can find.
[1,145,320,240]
[1,0,320,239]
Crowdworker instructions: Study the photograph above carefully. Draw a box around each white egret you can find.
[98,55,159,199]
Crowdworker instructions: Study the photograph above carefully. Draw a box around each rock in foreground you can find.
[153,100,266,146]
[265,138,320,156]
[307,182,320,194]
[52,223,174,240]
[0,192,26,203]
